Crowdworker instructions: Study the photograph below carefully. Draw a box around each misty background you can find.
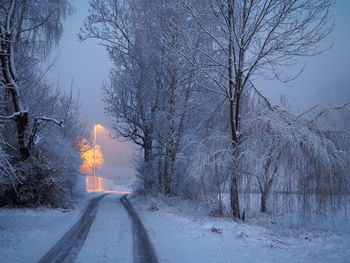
[46,0,350,184]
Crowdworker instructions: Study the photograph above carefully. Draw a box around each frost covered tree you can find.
[80,0,155,162]
[82,0,199,196]
[0,124,17,193]
[181,0,335,218]
[81,0,347,220]
[239,97,349,214]
[0,85,87,207]
[0,0,72,160]
[0,0,87,207]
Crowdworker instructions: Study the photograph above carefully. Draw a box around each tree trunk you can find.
[230,174,240,218]
[16,111,30,159]
[0,20,30,160]
[260,189,269,213]
[143,129,153,163]
[260,179,274,213]
[227,0,241,219]
[259,155,275,213]
[163,151,172,196]
[163,69,178,196]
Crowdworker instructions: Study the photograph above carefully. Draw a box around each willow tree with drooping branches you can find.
[239,97,349,215]
[181,0,335,218]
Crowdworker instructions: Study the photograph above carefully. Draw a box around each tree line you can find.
[81,0,349,219]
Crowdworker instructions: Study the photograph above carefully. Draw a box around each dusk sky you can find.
[46,0,350,183]
[47,0,137,183]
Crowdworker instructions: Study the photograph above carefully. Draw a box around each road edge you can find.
[120,194,159,263]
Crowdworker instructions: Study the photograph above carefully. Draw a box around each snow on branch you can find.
[297,102,350,122]
[35,117,64,127]
[309,102,350,124]
[28,117,64,149]
[250,81,274,111]
[0,112,20,120]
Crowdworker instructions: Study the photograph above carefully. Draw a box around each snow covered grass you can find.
[131,195,350,263]
[240,192,350,234]
[0,193,100,262]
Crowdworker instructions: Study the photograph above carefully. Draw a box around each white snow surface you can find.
[75,194,133,262]
[0,193,100,262]
[1,191,349,263]
[131,196,350,263]
[0,192,134,263]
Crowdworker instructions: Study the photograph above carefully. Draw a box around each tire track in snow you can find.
[38,194,107,263]
[120,195,159,263]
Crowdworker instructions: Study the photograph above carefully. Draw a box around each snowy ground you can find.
[0,191,138,263]
[131,196,350,263]
[1,190,349,263]
[0,193,99,262]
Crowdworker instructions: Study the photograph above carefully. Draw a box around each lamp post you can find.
[93,124,104,192]
[93,124,97,192]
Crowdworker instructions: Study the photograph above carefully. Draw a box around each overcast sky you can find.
[46,0,350,183]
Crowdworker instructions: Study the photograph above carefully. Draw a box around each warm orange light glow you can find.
[85,175,130,193]
[79,138,105,175]
[86,175,106,192]
[104,190,133,194]
[95,124,105,132]
[79,125,132,194]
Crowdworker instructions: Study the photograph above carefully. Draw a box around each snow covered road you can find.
[39,194,107,263]
[1,193,159,263]
[75,194,158,263]
[2,193,349,262]
[75,194,134,262]
[39,193,157,263]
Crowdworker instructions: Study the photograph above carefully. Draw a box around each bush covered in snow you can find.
[0,0,86,208]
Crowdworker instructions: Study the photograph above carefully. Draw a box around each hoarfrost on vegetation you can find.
[81,0,349,222]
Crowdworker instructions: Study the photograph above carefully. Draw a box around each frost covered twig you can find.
[250,82,274,111]
[297,102,350,122]
[28,117,64,149]
[309,101,350,123]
